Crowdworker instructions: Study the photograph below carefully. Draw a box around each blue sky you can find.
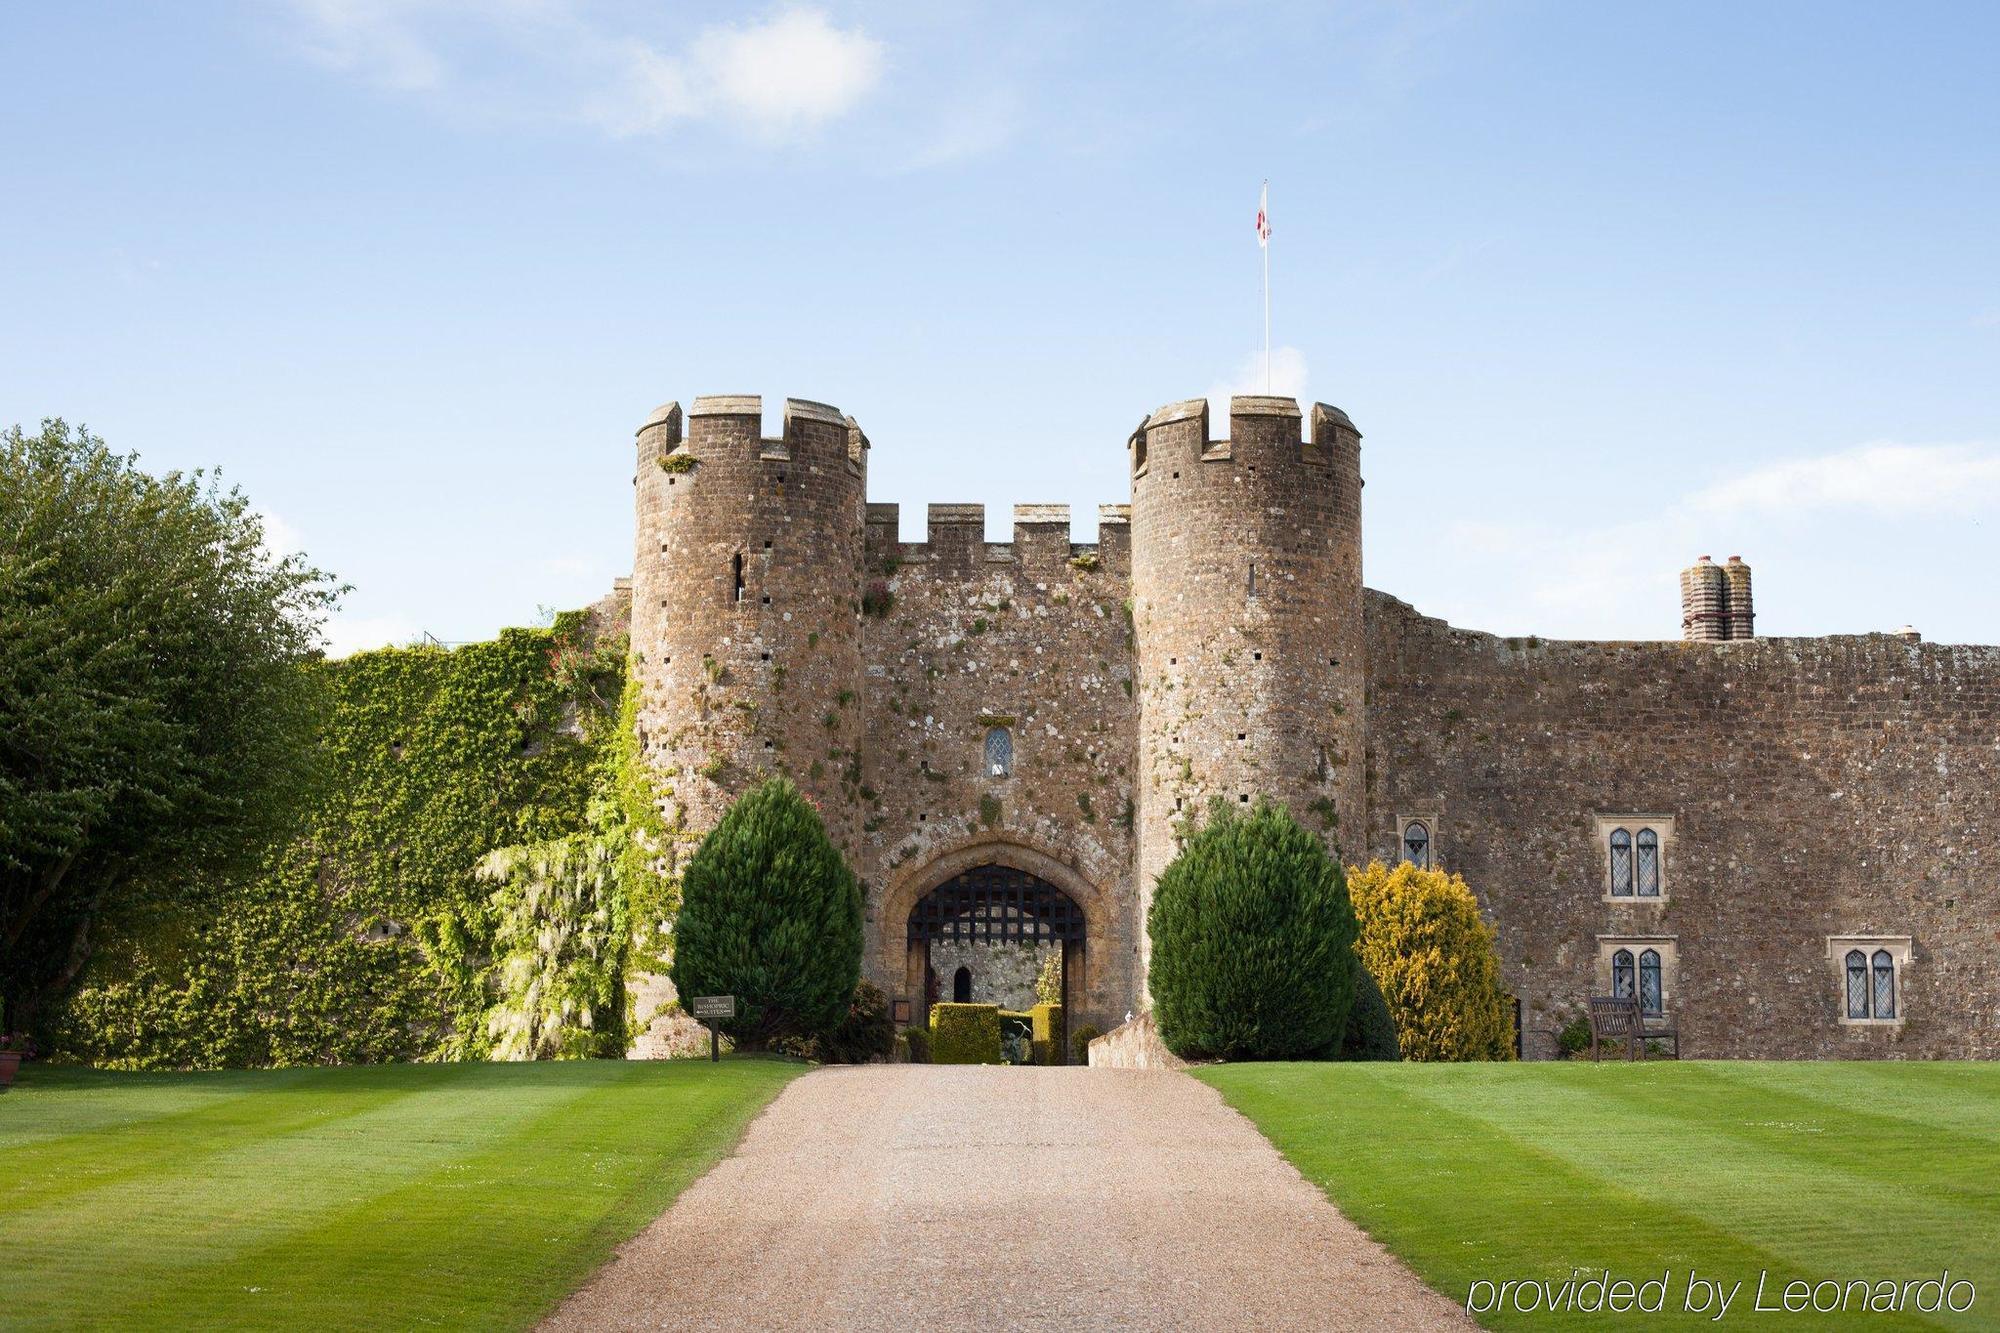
[4,2,1996,652]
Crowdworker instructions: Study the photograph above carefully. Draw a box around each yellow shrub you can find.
[929,1003,1002,1064]
[1346,860,1514,1062]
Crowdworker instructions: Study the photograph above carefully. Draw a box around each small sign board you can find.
[691,995,737,1020]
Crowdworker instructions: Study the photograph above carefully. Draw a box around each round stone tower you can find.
[630,395,869,854]
[1128,395,1366,991]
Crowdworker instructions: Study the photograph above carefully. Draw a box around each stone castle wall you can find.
[627,389,1998,1059]
[1129,397,1366,998]
[856,502,1138,1033]
[1365,590,2000,1058]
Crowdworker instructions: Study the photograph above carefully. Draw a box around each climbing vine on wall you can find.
[49,610,668,1069]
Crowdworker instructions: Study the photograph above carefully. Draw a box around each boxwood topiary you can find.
[1028,1001,1064,1065]
[928,1002,1001,1064]
[1147,799,1359,1061]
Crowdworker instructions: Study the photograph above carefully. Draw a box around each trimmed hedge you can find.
[1029,1001,1064,1066]
[901,1024,930,1063]
[1147,800,1359,1061]
[929,1003,1001,1064]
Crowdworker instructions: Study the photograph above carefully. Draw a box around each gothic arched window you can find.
[1402,820,1430,870]
[953,966,972,1003]
[1845,949,1868,1019]
[1612,949,1635,1001]
[1636,829,1660,897]
[1639,949,1663,1015]
[983,726,1013,778]
[1872,949,1896,1019]
[1609,828,1633,897]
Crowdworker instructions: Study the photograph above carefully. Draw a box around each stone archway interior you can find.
[907,863,1086,1054]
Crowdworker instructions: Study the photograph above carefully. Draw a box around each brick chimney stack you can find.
[1724,556,1754,640]
[1681,555,1755,641]
[1681,556,1727,641]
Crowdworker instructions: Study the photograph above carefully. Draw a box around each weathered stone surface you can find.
[1366,592,2000,1058]
[1088,1011,1188,1070]
[625,390,1999,1057]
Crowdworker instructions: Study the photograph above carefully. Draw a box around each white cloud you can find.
[282,1,884,143]
[1690,443,2000,518]
[686,9,884,138]
[321,614,422,659]
[1207,346,1310,429]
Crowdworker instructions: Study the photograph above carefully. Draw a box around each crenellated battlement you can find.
[620,380,2000,1063]
[1132,395,1360,474]
[860,501,1132,577]
[648,394,868,475]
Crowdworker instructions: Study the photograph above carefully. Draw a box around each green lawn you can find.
[1201,1061,2000,1331]
[0,1057,800,1330]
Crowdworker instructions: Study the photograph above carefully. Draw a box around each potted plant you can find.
[0,1032,34,1089]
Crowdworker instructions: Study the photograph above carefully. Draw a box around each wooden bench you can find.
[1587,994,1680,1061]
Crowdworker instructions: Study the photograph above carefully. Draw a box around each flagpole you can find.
[1262,180,1271,393]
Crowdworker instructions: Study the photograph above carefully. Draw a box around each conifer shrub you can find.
[669,777,862,1051]
[901,1024,931,1063]
[1346,860,1514,1062]
[1147,800,1359,1061]
[928,1002,1001,1064]
[1338,962,1401,1061]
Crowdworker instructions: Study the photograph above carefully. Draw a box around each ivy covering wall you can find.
[48,610,669,1068]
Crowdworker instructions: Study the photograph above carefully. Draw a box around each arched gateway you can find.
[906,863,1087,1060]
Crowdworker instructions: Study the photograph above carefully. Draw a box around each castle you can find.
[625,393,2000,1059]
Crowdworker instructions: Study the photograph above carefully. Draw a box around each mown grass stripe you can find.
[0,1058,800,1331]
[1201,1062,1992,1331]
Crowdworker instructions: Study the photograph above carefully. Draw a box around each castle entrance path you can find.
[541,1065,1469,1331]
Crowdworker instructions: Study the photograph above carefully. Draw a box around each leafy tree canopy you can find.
[0,420,341,1029]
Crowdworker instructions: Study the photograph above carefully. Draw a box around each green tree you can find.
[0,421,340,1032]
[1347,860,1514,1062]
[669,777,861,1050]
[1147,799,1358,1061]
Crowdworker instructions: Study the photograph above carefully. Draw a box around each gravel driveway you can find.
[543,1064,1469,1331]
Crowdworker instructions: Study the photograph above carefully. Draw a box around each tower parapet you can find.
[1128,395,1366,995]
[630,394,868,855]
